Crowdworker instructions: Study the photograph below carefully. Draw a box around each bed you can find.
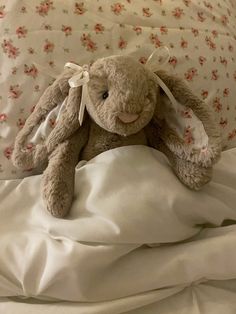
[1,0,236,313]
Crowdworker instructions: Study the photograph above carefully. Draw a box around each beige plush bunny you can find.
[12,53,222,217]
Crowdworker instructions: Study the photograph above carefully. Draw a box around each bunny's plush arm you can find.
[42,120,89,217]
[145,119,212,190]
[12,68,76,170]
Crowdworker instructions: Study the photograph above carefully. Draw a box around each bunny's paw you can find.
[42,172,73,218]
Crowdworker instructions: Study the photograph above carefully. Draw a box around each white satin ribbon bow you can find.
[64,62,90,125]
[145,46,178,113]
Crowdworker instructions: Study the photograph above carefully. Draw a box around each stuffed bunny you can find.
[12,53,222,217]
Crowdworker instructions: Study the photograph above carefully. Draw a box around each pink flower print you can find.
[219,117,228,128]
[118,36,127,49]
[43,39,54,53]
[169,56,177,68]
[111,3,125,15]
[184,126,194,145]
[0,113,7,122]
[223,88,229,97]
[160,26,168,35]
[197,12,206,22]
[17,118,26,129]
[80,34,97,52]
[49,61,55,67]
[36,0,54,16]
[181,109,192,118]
[49,118,56,128]
[20,6,27,13]
[143,7,153,17]
[228,44,234,52]
[191,28,199,37]
[212,30,218,38]
[1,39,20,59]
[11,67,17,75]
[150,33,162,47]
[24,64,38,79]
[74,2,87,15]
[201,90,208,99]
[43,24,52,30]
[0,5,6,18]
[220,56,227,67]
[180,37,188,48]
[28,47,35,54]
[133,26,142,35]
[199,56,206,66]
[213,97,222,112]
[16,26,28,38]
[139,56,147,64]
[94,23,105,34]
[62,25,72,36]
[205,36,216,50]
[26,143,35,151]
[183,0,191,6]
[34,85,40,92]
[4,147,13,160]
[184,68,198,81]
[221,15,229,25]
[9,85,22,99]
[228,129,236,141]
[172,7,184,19]
[203,1,213,10]
[185,55,190,61]
[211,69,219,80]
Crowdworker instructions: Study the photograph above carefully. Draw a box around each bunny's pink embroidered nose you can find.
[118,112,139,123]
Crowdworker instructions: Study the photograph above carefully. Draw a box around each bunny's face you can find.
[86,56,158,136]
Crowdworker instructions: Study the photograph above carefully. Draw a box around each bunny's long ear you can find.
[12,67,82,170]
[154,70,222,167]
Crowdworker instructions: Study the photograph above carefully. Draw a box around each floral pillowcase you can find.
[0,0,236,179]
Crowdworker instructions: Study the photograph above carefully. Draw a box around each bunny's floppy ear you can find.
[154,70,222,167]
[12,63,88,171]
[146,49,222,168]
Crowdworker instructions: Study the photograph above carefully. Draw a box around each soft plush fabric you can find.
[0,0,236,179]
[1,146,236,307]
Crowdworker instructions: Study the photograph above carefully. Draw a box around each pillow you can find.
[0,0,236,179]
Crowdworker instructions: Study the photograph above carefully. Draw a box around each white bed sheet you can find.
[1,146,236,312]
[1,279,236,314]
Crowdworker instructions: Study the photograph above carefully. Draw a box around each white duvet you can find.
[1,146,236,313]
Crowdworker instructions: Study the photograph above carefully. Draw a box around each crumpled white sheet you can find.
[0,146,236,308]
[2,279,236,314]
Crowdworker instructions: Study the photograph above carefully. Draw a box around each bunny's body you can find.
[80,120,148,160]
[12,54,222,217]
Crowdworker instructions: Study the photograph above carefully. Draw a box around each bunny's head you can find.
[86,55,158,136]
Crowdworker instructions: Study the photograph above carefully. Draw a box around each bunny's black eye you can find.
[102,91,109,99]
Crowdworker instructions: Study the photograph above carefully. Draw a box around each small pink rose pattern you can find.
[74,2,87,15]
[0,0,236,179]
[36,0,54,16]
[0,5,6,18]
